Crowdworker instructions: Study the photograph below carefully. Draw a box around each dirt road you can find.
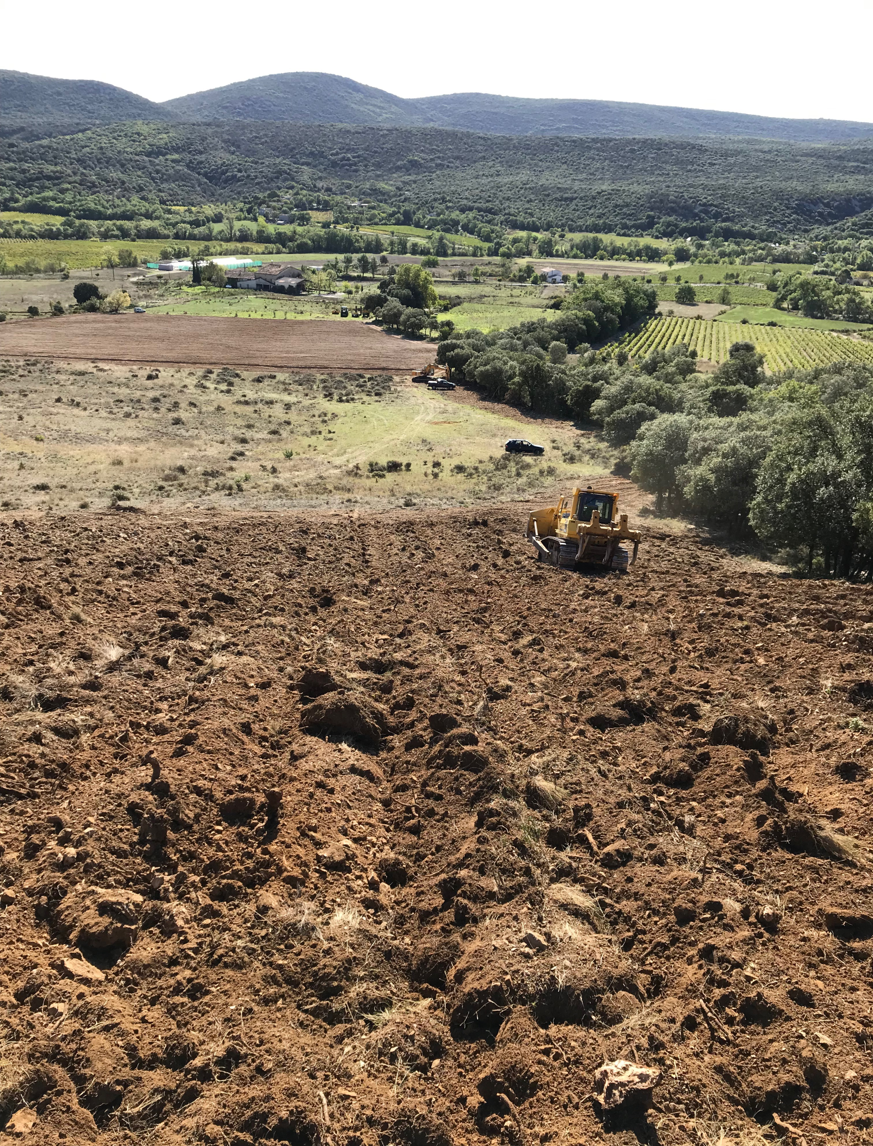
[0,314,428,372]
[1,509,872,1145]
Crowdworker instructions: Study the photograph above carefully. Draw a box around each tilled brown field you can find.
[0,316,428,372]
[1,510,872,1146]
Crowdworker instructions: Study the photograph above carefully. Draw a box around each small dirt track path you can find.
[0,314,428,372]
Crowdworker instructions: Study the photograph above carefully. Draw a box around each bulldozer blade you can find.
[528,522,550,558]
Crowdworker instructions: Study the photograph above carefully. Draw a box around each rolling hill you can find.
[0,69,175,127]
[4,68,873,143]
[163,72,414,127]
[162,71,873,143]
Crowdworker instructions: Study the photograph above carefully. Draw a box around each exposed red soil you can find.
[1,509,872,1146]
[0,316,427,373]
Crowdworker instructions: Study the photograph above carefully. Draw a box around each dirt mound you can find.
[299,691,391,747]
[1,509,872,1145]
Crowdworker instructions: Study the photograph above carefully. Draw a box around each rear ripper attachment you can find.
[526,486,641,571]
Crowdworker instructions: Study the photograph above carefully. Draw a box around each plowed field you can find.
[1,509,872,1146]
[0,316,427,372]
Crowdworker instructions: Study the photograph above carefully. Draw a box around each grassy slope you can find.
[0,360,609,513]
[671,263,814,283]
[356,225,482,249]
[715,305,873,331]
[436,283,556,332]
[0,239,273,271]
[655,283,773,306]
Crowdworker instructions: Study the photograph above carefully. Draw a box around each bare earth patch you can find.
[0,510,871,1146]
[0,314,428,372]
[657,301,728,320]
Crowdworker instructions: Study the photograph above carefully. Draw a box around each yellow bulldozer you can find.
[412,361,449,384]
[526,486,641,570]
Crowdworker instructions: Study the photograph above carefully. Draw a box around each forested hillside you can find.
[0,69,174,127]
[164,73,414,126]
[2,122,872,236]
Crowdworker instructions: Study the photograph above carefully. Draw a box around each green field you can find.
[669,262,814,285]
[359,225,483,250]
[715,305,873,331]
[559,231,670,249]
[655,282,773,306]
[437,283,556,332]
[447,303,556,332]
[0,211,69,226]
[0,238,272,271]
[606,315,873,370]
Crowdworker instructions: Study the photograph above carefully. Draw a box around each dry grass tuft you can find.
[193,652,228,683]
[98,641,127,665]
[328,905,364,946]
[525,775,567,811]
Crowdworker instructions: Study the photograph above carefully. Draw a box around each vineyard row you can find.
[605,317,873,371]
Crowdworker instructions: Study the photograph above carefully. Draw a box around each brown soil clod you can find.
[709,712,773,754]
[299,690,390,747]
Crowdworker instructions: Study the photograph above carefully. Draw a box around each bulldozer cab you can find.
[575,490,615,524]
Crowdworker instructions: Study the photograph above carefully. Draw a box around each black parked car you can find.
[505,438,545,455]
[427,378,456,390]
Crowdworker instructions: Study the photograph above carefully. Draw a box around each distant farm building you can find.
[224,263,305,295]
[542,268,564,284]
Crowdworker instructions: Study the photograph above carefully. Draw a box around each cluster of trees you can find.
[772,274,873,322]
[628,351,873,577]
[71,281,131,312]
[360,265,441,335]
[567,338,873,579]
[434,279,657,412]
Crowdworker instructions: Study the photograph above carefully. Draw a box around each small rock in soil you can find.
[594,1059,661,1110]
[600,841,633,868]
[522,930,548,952]
[60,957,105,983]
[4,1108,38,1137]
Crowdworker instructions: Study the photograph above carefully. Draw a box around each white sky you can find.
[5,0,873,123]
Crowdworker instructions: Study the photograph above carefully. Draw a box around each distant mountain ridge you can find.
[4,68,873,143]
[165,73,873,143]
